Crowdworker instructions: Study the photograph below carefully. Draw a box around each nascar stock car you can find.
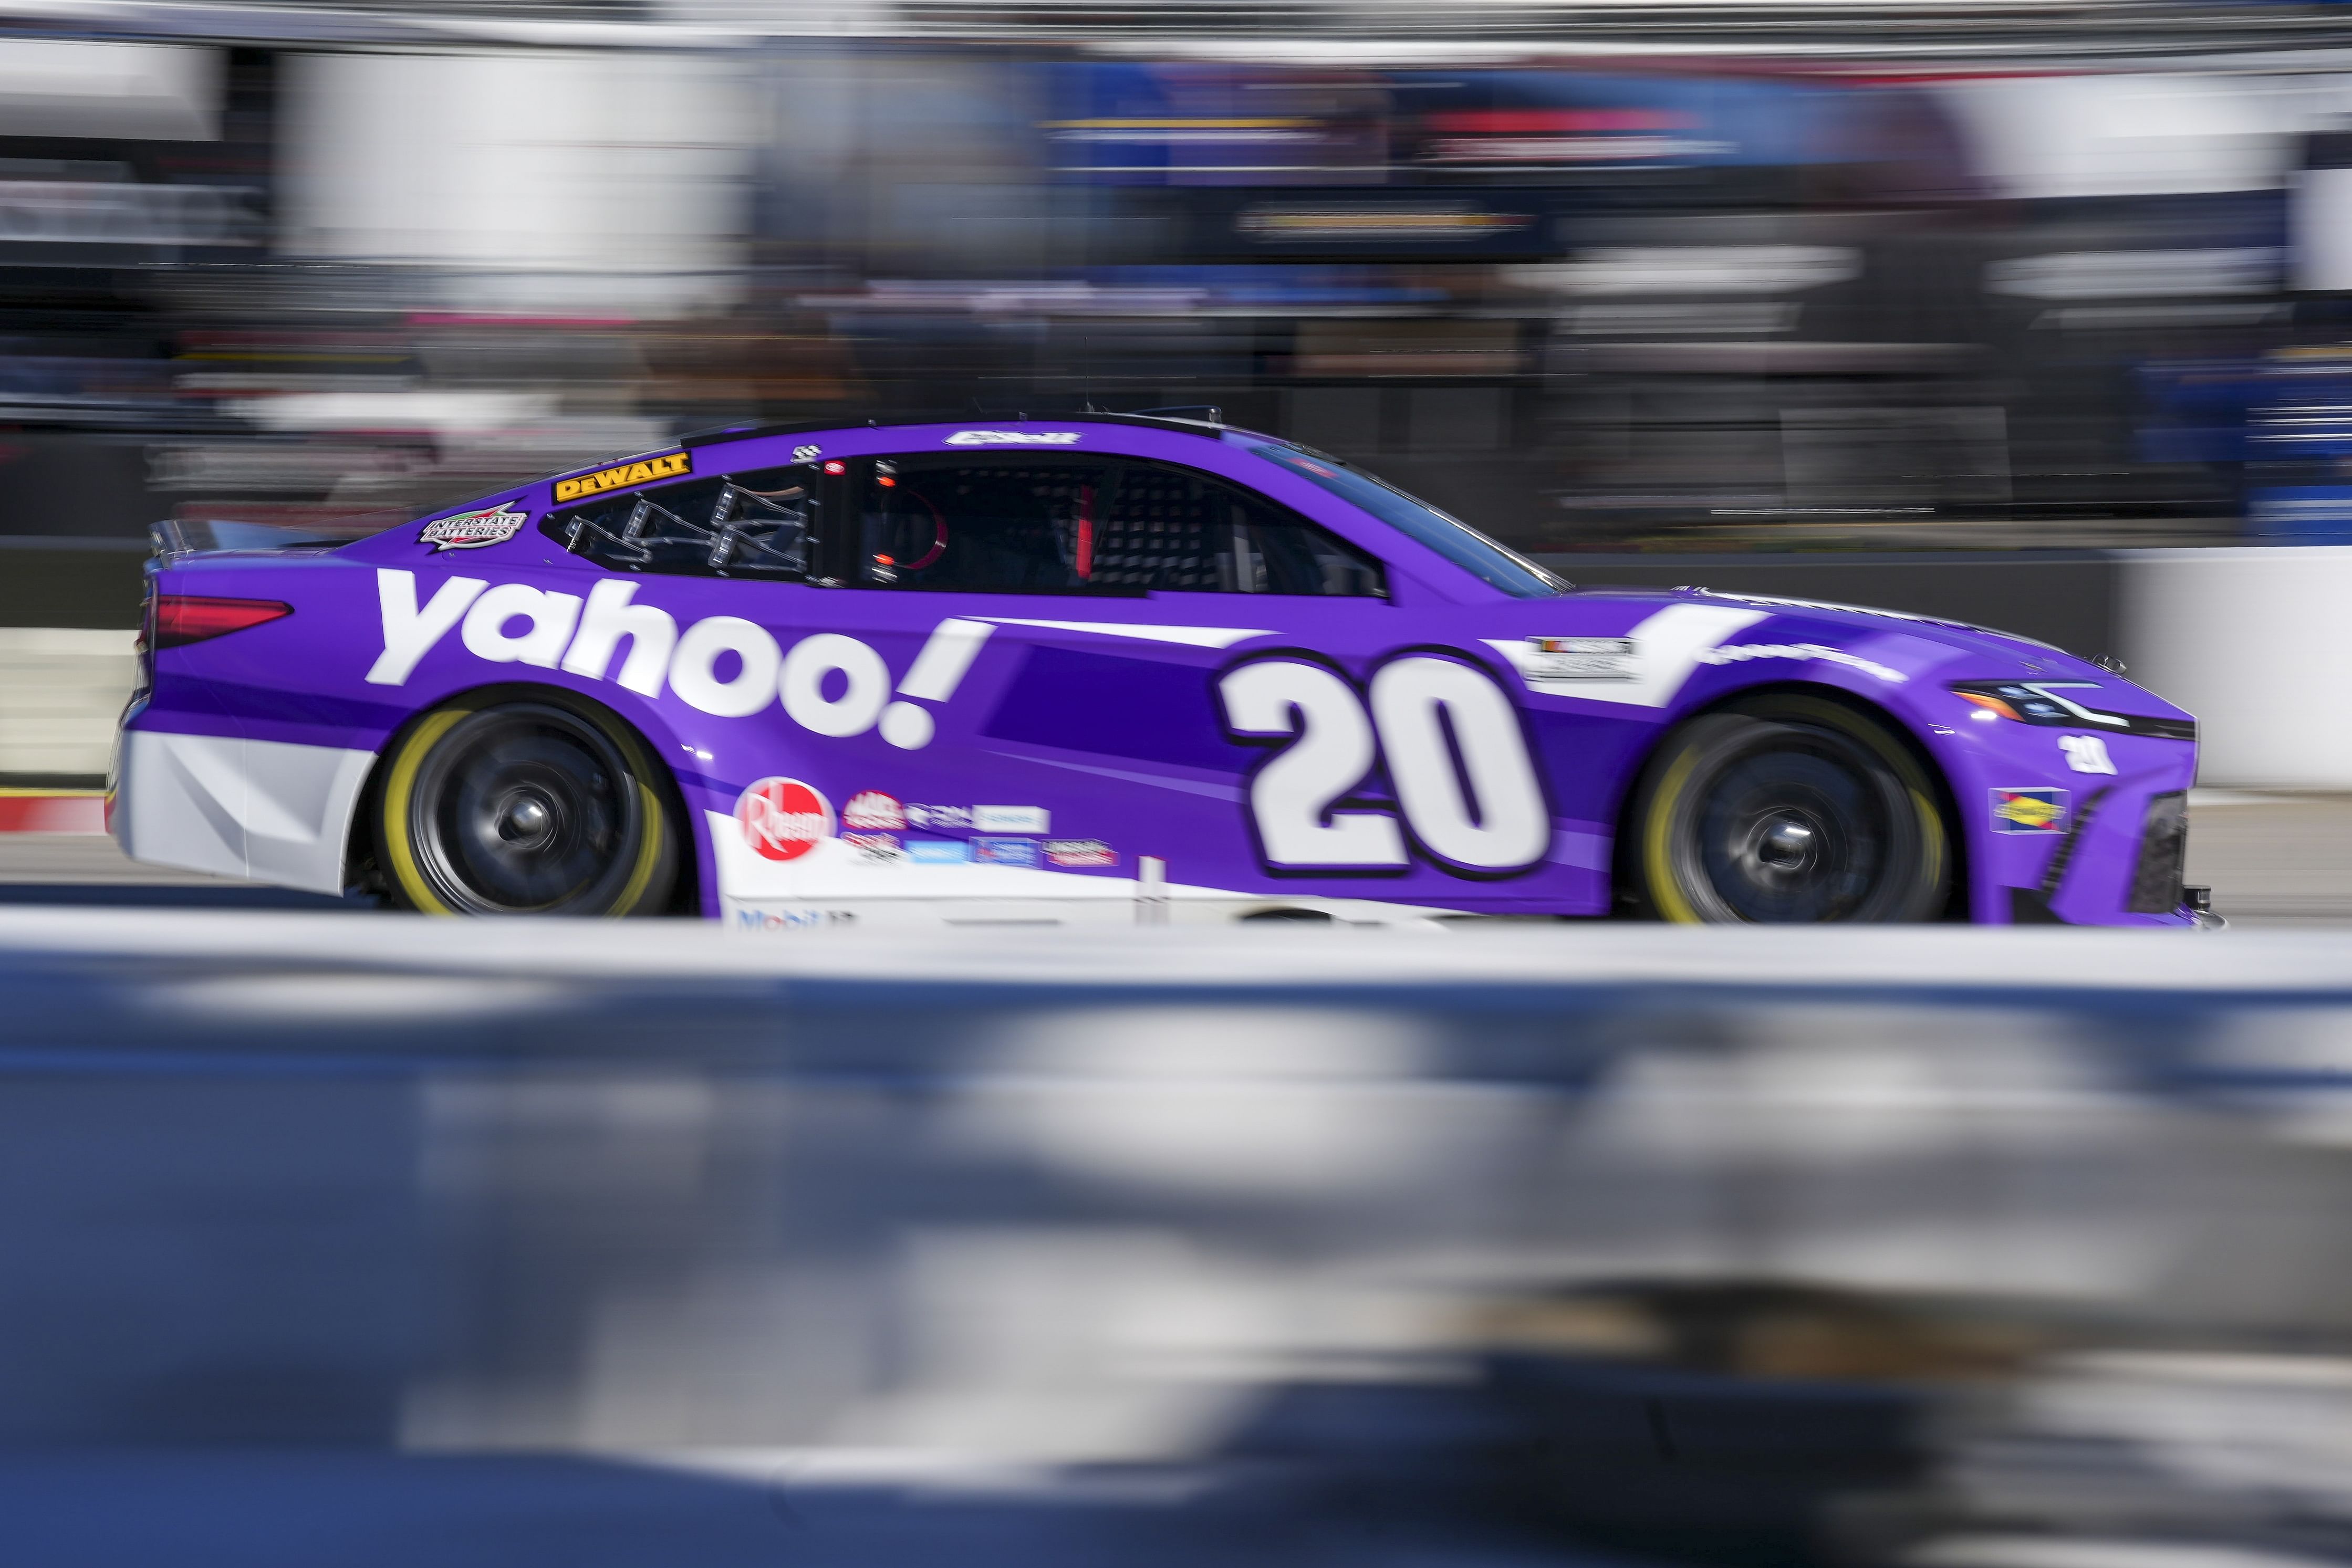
[110,413,2205,927]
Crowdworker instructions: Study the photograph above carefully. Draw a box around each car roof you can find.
[675,410,1239,451]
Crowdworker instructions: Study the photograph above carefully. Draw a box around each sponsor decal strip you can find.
[552,450,691,503]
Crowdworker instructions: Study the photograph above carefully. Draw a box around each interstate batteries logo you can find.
[1991,787,2069,834]
[553,450,691,503]
[736,778,833,861]
[419,505,526,553]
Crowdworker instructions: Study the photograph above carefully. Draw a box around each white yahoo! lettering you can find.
[461,582,581,668]
[371,572,977,747]
[669,616,781,718]
[368,569,486,685]
[560,579,677,696]
[779,632,891,738]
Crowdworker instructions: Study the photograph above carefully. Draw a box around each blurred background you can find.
[5,0,2352,776]
[11,0,2346,559]
[10,8,2352,1561]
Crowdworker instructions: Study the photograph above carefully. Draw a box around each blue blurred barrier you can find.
[5,913,2352,1566]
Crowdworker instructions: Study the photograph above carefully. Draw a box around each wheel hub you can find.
[494,789,559,851]
[1751,812,1820,873]
[400,703,657,915]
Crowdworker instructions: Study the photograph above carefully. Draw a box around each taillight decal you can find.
[152,595,293,649]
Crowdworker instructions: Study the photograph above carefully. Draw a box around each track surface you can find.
[0,795,2338,924]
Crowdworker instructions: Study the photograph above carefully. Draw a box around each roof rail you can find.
[680,410,1235,451]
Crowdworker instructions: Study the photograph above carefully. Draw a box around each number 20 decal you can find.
[1217,654,1551,876]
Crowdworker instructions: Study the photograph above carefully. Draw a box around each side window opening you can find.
[544,463,815,578]
[1099,463,1385,598]
[855,454,1386,598]
[863,458,1122,595]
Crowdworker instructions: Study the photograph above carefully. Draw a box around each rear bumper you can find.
[112,727,375,895]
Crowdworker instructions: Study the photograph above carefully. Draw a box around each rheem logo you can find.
[736,778,833,861]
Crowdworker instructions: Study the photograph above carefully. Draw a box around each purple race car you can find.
[109,413,2205,927]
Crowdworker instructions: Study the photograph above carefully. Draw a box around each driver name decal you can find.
[943,430,1080,447]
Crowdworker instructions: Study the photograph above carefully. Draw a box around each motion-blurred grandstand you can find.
[0,0,2349,596]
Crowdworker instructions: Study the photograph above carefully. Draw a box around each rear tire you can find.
[1627,694,1949,924]
[376,695,678,916]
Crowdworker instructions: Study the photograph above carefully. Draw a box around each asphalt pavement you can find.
[3,795,2345,924]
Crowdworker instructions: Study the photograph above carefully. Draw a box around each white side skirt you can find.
[705,809,1465,929]
[114,729,376,894]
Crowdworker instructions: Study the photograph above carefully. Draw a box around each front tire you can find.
[376,695,678,916]
[1627,694,1949,924]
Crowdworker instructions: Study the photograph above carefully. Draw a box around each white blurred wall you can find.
[280,50,755,317]
[1935,73,2302,201]
[2121,548,2352,789]
[0,38,220,141]
[0,629,134,778]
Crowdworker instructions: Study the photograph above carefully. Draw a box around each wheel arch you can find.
[341,680,704,915]
[1607,678,1969,920]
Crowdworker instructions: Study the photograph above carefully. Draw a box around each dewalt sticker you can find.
[553,451,691,504]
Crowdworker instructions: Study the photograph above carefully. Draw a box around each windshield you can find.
[1238,440,1569,599]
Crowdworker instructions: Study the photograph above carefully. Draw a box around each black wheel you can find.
[376,696,678,916]
[1627,695,1950,924]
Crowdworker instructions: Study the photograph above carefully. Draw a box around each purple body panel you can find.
[121,419,2200,924]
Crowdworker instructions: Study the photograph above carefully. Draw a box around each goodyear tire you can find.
[376,695,678,916]
[1627,694,1950,924]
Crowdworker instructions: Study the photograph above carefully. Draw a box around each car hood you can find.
[1569,585,2081,664]
[1557,587,2191,720]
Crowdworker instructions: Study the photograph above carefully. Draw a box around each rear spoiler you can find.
[150,518,359,563]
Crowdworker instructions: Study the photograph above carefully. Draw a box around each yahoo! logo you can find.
[365,570,991,750]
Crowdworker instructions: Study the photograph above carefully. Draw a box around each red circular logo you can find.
[735,777,833,862]
[842,790,905,831]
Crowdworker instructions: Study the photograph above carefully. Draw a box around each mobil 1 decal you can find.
[1216,649,1551,879]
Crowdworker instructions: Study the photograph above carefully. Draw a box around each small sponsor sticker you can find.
[1991,787,2069,835]
[2059,735,2117,776]
[736,777,833,861]
[419,504,526,553]
[736,906,855,932]
[973,804,1049,834]
[1524,635,1636,680]
[792,444,821,462]
[944,430,1081,447]
[907,803,973,830]
[973,836,1041,867]
[1044,839,1116,868]
[553,450,691,504]
[844,832,904,864]
[842,790,906,830]
[907,839,971,864]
